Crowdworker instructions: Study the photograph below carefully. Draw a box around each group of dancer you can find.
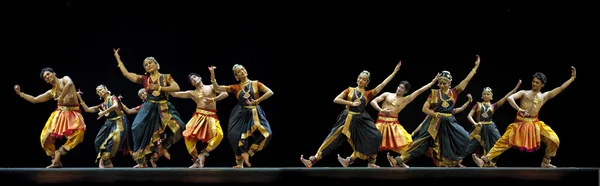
[300,55,576,168]
[13,48,274,168]
[14,51,576,169]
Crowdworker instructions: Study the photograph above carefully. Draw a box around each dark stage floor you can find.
[1,167,598,185]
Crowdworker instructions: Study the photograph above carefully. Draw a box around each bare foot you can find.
[300,155,313,168]
[104,162,114,168]
[233,164,244,168]
[158,148,171,160]
[149,153,159,168]
[541,162,557,168]
[133,163,148,168]
[241,152,251,167]
[386,152,398,167]
[99,159,105,168]
[198,154,206,168]
[367,163,380,168]
[472,153,484,167]
[189,156,200,168]
[458,164,466,168]
[46,150,63,168]
[337,154,350,168]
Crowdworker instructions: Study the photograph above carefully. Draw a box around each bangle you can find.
[19,92,24,97]
[211,79,217,83]
[435,112,439,118]
[158,86,162,92]
[118,63,123,67]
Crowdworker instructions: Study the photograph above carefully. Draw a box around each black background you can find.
[4,2,594,168]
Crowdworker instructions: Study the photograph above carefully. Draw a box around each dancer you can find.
[209,64,274,168]
[120,88,147,115]
[387,55,480,167]
[370,73,439,158]
[169,73,228,168]
[77,85,131,168]
[466,80,521,166]
[300,61,402,168]
[14,67,86,168]
[114,48,186,168]
[473,67,576,168]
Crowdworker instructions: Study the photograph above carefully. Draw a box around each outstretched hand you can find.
[77,89,84,95]
[394,61,402,72]
[475,55,481,66]
[571,66,576,79]
[467,94,473,102]
[113,48,120,56]
[14,84,21,95]
[432,73,441,83]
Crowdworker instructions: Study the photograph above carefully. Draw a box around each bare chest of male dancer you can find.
[191,85,217,110]
[54,78,78,106]
[519,90,544,116]
[380,94,407,116]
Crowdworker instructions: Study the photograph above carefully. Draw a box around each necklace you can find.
[101,96,111,117]
[148,74,161,96]
[353,87,364,104]
[194,88,203,99]
[533,93,541,104]
[391,95,402,106]
[481,102,492,118]
[439,89,453,108]
[241,81,252,99]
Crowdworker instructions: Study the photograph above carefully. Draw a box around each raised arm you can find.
[76,90,99,113]
[543,66,576,101]
[208,66,230,92]
[370,92,389,112]
[114,48,142,83]
[453,94,473,114]
[371,61,401,96]
[57,76,74,101]
[14,85,53,104]
[455,55,481,91]
[405,73,439,103]
[169,90,191,99]
[495,79,522,107]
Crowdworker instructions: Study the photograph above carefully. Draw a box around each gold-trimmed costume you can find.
[40,104,86,158]
[393,88,470,167]
[93,95,131,166]
[307,87,382,165]
[130,74,186,164]
[483,113,559,164]
[183,108,223,158]
[223,81,272,165]
[465,102,501,163]
[375,113,412,154]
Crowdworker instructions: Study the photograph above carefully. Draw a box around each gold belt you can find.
[109,115,123,120]
[148,100,167,103]
[57,106,80,111]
